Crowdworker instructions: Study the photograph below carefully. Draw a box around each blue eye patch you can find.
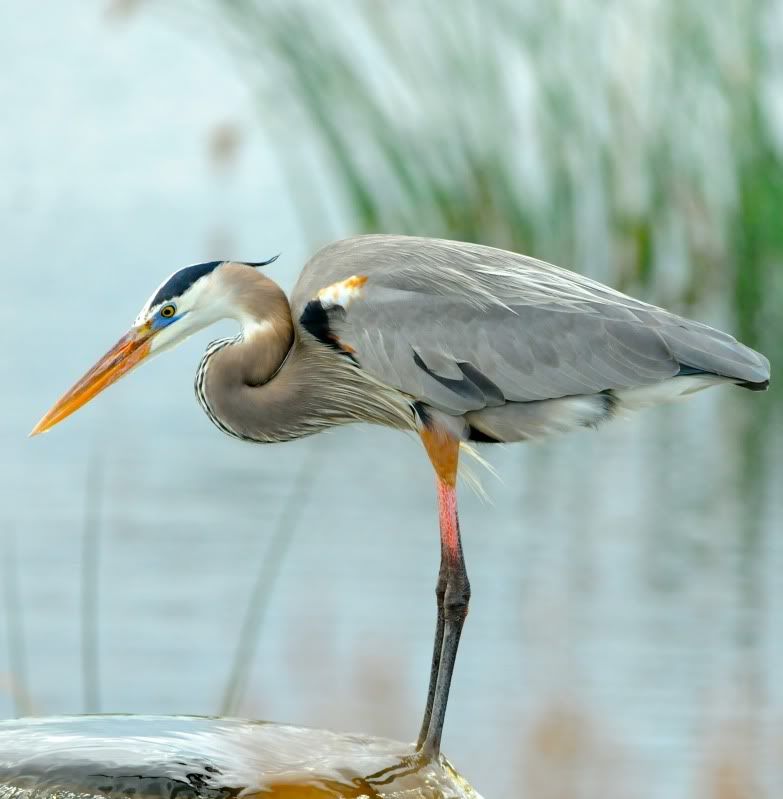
[151,309,186,330]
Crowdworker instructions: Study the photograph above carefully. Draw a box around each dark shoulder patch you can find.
[299,299,342,350]
[151,261,223,306]
[299,299,335,348]
[299,300,359,362]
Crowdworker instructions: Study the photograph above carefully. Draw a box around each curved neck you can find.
[222,267,295,387]
[196,269,414,443]
[196,272,301,442]
[223,289,295,391]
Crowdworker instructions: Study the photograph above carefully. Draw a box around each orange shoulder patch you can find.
[316,274,368,310]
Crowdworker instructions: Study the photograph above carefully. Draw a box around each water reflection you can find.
[0,716,481,799]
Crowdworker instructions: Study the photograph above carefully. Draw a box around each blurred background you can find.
[1,1,782,796]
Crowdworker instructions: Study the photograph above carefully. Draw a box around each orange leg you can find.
[417,429,471,757]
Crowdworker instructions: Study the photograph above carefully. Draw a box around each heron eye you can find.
[160,304,176,319]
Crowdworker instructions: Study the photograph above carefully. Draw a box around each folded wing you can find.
[292,236,770,416]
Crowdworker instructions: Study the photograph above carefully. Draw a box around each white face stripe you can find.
[134,262,227,326]
[136,262,274,356]
[135,268,182,325]
[136,266,229,356]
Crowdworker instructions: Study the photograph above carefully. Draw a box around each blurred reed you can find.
[2,528,33,716]
[81,453,103,714]
[105,0,779,539]
[220,444,319,716]
[85,5,782,794]
[159,0,778,547]
[171,0,783,366]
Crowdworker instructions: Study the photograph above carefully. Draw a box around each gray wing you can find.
[291,235,770,415]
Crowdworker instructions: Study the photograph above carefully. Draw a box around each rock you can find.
[0,715,482,799]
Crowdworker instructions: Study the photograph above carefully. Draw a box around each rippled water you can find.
[0,716,481,798]
[1,5,782,799]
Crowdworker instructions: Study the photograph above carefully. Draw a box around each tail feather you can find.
[737,378,769,391]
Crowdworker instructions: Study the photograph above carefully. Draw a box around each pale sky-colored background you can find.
[1,4,782,798]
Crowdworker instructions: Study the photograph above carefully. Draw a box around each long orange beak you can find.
[30,324,154,437]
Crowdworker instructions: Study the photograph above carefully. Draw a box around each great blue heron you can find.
[31,235,770,757]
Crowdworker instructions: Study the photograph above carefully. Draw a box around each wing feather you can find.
[292,236,770,415]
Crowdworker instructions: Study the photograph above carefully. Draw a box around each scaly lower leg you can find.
[416,544,447,748]
[417,430,471,757]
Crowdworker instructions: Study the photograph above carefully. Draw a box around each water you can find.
[1,4,782,798]
[0,715,481,798]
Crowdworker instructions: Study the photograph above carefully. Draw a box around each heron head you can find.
[30,256,279,436]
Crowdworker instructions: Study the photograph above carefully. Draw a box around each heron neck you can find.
[196,273,300,442]
[196,270,414,443]
[231,272,296,386]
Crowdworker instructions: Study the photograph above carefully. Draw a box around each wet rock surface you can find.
[0,716,483,799]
